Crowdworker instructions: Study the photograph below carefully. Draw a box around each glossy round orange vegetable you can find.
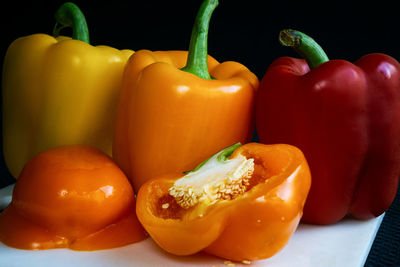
[0,145,146,250]
[136,143,311,261]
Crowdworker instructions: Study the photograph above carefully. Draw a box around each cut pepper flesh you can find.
[170,152,254,209]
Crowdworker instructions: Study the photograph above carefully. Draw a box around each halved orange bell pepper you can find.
[136,143,311,261]
[112,0,258,192]
[0,145,146,250]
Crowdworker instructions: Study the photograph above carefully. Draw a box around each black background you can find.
[0,0,399,265]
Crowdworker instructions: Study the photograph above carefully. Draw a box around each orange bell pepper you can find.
[0,145,146,250]
[136,142,311,261]
[113,0,258,192]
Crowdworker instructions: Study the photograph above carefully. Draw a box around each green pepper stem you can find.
[181,0,218,79]
[279,29,329,69]
[53,2,90,44]
[184,143,242,174]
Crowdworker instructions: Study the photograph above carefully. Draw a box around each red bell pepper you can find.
[256,29,400,224]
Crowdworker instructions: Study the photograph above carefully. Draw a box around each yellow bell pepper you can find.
[2,3,134,178]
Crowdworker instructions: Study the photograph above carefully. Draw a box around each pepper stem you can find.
[53,2,90,44]
[279,29,329,69]
[181,0,218,79]
[184,143,242,174]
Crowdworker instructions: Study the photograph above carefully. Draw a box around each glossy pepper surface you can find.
[136,142,311,261]
[2,3,134,178]
[0,145,146,250]
[113,0,258,192]
[256,29,400,224]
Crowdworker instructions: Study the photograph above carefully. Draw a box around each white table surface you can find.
[0,183,383,267]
